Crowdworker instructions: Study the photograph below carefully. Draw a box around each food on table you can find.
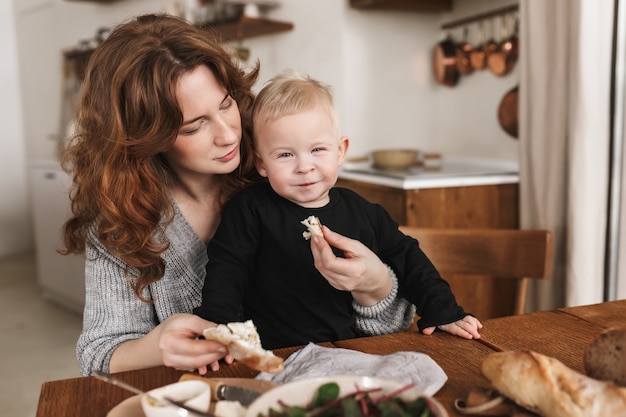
[140,380,211,417]
[215,400,247,417]
[480,350,626,417]
[203,320,284,373]
[584,326,626,386]
[301,216,323,240]
[258,381,440,417]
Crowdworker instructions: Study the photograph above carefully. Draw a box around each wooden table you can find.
[36,300,626,417]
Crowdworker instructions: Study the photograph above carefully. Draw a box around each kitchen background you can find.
[1,1,624,415]
[2,0,518,259]
[2,2,520,414]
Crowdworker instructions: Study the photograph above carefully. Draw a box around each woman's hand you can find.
[422,315,483,339]
[310,225,392,306]
[158,314,234,375]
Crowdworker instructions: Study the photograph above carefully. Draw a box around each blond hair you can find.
[252,70,339,141]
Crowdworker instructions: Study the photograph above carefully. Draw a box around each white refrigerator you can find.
[29,160,85,315]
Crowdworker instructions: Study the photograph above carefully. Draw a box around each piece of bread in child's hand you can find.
[301,216,323,240]
[584,326,626,386]
[202,320,284,373]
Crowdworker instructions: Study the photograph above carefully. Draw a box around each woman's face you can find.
[162,65,242,181]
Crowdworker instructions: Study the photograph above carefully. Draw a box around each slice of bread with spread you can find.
[203,320,284,374]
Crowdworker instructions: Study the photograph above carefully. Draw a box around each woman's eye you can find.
[181,120,205,136]
[182,128,198,136]
[220,97,234,111]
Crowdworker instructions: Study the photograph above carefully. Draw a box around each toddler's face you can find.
[254,106,348,208]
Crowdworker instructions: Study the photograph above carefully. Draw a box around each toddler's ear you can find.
[337,136,349,165]
[254,153,268,177]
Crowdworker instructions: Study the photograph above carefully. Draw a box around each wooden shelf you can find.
[200,16,294,42]
[350,0,452,12]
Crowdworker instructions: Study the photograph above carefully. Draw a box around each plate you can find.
[107,377,277,417]
[245,375,448,417]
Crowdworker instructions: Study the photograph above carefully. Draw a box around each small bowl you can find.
[372,149,419,169]
[141,380,211,417]
[245,375,448,417]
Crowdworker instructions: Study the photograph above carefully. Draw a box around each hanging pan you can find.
[487,15,518,77]
[456,26,474,75]
[498,85,519,138]
[433,33,459,87]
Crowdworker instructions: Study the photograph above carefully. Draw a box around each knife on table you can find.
[180,375,263,406]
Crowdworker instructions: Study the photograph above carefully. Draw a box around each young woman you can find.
[62,13,414,377]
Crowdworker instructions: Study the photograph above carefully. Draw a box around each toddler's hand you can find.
[422,315,482,339]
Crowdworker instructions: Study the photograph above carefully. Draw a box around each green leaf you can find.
[406,397,427,415]
[340,398,363,417]
[377,400,408,417]
[312,383,340,407]
[282,406,308,417]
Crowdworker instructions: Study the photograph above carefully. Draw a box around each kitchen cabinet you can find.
[336,177,520,320]
[336,179,518,228]
[30,161,85,316]
[62,0,294,41]
[350,0,452,12]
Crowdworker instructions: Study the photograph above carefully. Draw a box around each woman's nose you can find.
[213,119,239,146]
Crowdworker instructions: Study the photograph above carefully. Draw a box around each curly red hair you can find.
[61,14,260,300]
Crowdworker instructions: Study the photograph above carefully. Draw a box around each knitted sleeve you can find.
[352,265,415,335]
[75,211,204,376]
[75,236,157,376]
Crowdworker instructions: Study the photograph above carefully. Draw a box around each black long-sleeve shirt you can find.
[194,181,466,349]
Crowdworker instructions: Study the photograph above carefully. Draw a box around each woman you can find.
[61,13,415,377]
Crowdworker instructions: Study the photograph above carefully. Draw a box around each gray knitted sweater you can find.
[76,200,415,376]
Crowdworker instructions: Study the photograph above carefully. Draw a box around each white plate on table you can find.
[107,377,276,417]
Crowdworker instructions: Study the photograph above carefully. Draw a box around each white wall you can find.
[7,0,518,254]
[1,0,31,256]
[239,0,519,159]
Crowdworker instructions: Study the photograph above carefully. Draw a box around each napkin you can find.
[256,343,447,396]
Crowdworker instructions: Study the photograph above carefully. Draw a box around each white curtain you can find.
[519,0,614,311]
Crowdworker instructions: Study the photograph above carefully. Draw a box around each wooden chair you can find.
[398,227,553,319]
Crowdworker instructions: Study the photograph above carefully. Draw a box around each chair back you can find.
[398,227,553,318]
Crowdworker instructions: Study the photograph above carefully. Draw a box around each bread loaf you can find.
[480,350,626,417]
[584,327,626,386]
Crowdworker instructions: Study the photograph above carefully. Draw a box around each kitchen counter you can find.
[338,155,520,319]
[339,155,519,190]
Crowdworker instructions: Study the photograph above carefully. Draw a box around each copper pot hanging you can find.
[469,21,487,70]
[470,20,498,71]
[498,85,519,138]
[487,15,518,77]
[433,34,459,87]
[456,26,474,75]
